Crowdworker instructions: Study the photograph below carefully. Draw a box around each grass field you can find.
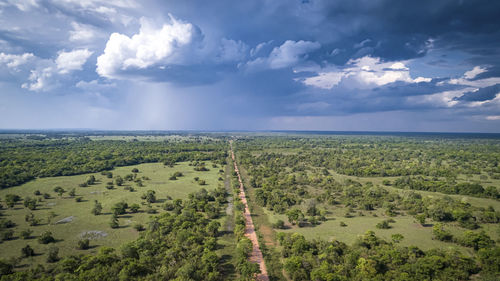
[0,161,221,266]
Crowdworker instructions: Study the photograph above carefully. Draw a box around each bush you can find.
[133,224,145,231]
[20,229,33,240]
[340,221,347,227]
[46,246,59,263]
[21,245,35,258]
[198,180,206,186]
[129,204,140,213]
[38,231,55,244]
[112,201,128,215]
[1,230,14,241]
[273,219,286,229]
[131,168,139,173]
[376,220,392,229]
[92,200,102,216]
[110,215,119,229]
[432,223,453,241]
[77,239,90,250]
[75,197,83,202]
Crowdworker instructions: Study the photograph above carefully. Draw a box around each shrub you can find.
[340,221,347,227]
[92,200,102,215]
[391,233,404,243]
[133,224,145,231]
[129,204,140,213]
[75,197,83,202]
[376,220,392,229]
[77,239,90,250]
[273,219,286,229]
[46,246,59,263]
[112,201,128,215]
[21,245,35,258]
[20,229,33,240]
[131,168,139,173]
[110,215,119,229]
[38,231,55,244]
[1,230,14,241]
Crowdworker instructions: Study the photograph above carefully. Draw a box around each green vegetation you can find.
[234,135,500,279]
[0,161,222,266]
[2,132,500,279]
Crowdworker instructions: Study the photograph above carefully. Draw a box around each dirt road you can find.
[230,141,269,281]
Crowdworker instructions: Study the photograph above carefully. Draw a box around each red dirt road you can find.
[231,142,269,281]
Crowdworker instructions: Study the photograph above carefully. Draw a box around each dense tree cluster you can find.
[0,138,227,188]
[277,231,498,281]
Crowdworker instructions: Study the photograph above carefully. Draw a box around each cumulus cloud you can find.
[56,49,93,74]
[217,38,248,62]
[96,15,202,79]
[22,66,56,91]
[301,56,431,90]
[464,66,487,79]
[0,52,34,69]
[268,40,321,69]
[247,40,321,70]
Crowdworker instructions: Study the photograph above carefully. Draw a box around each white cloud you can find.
[414,76,432,83]
[302,72,343,89]
[247,40,320,70]
[250,40,273,57]
[0,0,39,11]
[56,49,93,74]
[69,22,97,42]
[268,40,321,69]
[467,93,500,107]
[300,56,430,90]
[464,66,487,79]
[96,15,201,79]
[407,88,476,108]
[217,38,248,62]
[440,66,500,88]
[22,66,55,91]
[0,52,34,69]
[486,115,500,120]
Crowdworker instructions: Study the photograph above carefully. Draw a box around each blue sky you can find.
[1,0,500,132]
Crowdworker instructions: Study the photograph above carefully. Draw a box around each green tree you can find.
[110,214,119,229]
[38,231,56,244]
[21,245,35,258]
[46,246,59,263]
[92,200,103,216]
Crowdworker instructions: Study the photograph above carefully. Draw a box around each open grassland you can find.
[0,161,221,266]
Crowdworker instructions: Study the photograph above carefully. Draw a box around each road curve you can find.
[230,141,269,281]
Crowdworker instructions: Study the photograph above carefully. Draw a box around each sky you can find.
[1,0,500,132]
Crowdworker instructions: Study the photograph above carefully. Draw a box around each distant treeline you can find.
[0,138,227,188]
[394,176,499,199]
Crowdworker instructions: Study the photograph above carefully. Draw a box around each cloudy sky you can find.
[1,0,500,132]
